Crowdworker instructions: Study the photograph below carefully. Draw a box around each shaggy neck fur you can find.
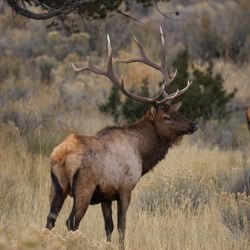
[129,117,182,175]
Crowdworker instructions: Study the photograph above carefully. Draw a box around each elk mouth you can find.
[185,123,198,134]
[186,130,195,135]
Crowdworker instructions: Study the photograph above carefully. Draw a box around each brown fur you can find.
[46,104,197,248]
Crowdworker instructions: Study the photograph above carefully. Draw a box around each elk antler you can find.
[72,27,192,105]
[72,35,156,104]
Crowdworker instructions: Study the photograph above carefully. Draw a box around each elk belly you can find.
[90,184,118,205]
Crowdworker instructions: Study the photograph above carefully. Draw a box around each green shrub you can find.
[170,50,236,120]
[122,78,150,123]
[99,78,150,123]
[99,84,122,123]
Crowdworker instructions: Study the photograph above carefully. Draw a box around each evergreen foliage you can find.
[99,85,122,123]
[122,78,150,123]
[170,50,236,120]
[99,78,150,123]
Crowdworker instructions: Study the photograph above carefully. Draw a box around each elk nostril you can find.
[192,123,198,131]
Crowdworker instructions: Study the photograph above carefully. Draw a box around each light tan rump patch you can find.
[50,134,81,167]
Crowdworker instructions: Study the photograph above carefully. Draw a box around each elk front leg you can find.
[101,201,114,242]
[117,192,131,250]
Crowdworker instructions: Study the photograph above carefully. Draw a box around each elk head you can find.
[72,27,197,141]
[145,103,197,142]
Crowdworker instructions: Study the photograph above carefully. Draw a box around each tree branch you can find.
[154,0,179,21]
[5,0,76,20]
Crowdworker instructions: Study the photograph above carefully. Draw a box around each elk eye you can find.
[163,115,172,121]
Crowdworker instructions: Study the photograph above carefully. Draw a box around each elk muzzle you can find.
[186,122,198,134]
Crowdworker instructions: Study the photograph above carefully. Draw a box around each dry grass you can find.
[1,3,250,250]
[0,119,249,250]
[215,61,250,104]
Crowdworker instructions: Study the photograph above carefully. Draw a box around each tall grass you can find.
[0,117,249,249]
[0,3,250,249]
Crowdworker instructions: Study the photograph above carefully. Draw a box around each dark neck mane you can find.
[129,118,180,175]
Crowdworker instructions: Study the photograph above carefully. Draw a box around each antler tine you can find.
[161,69,177,97]
[158,80,192,104]
[133,36,162,72]
[158,27,180,103]
[106,34,114,75]
[71,62,85,72]
[119,76,156,104]
[176,80,192,96]
[71,56,106,75]
[105,34,121,86]
[160,27,177,91]
[170,68,177,81]
[160,26,168,81]
[117,36,162,72]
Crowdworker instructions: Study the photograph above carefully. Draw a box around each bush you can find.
[170,50,236,120]
[0,55,21,81]
[99,78,150,123]
[99,85,122,123]
[122,78,150,123]
[36,55,57,85]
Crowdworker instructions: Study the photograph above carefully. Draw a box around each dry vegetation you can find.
[0,0,250,249]
[0,120,249,250]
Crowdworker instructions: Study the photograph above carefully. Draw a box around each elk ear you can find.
[146,107,157,120]
[170,101,182,112]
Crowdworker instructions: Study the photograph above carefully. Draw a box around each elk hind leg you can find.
[46,169,69,230]
[101,201,114,242]
[66,170,95,231]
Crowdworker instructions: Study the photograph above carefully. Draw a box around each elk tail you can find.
[50,144,70,197]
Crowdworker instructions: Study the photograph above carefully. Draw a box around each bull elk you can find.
[45,27,197,249]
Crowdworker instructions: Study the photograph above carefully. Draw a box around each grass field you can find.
[1,1,250,249]
[0,116,249,250]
